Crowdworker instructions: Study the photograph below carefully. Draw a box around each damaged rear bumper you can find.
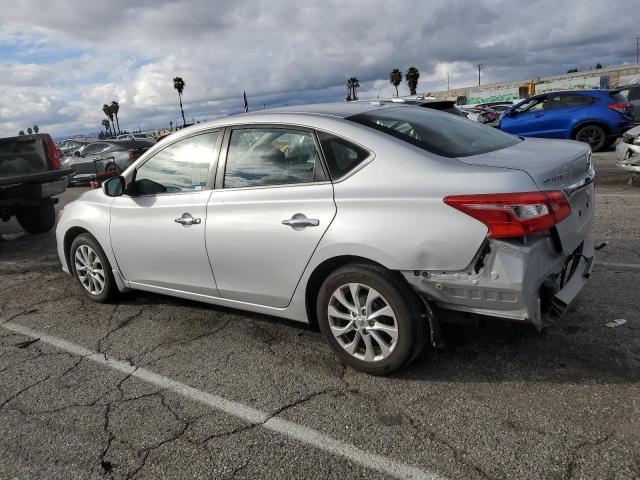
[402,236,595,329]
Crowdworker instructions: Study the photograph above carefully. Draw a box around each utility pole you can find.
[477,63,483,86]
[447,72,450,91]
[637,37,640,64]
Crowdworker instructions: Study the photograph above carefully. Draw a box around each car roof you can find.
[247,102,403,119]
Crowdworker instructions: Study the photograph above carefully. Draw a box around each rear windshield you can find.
[347,106,519,157]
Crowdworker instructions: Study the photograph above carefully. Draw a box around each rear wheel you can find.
[16,200,56,234]
[316,263,426,375]
[70,233,117,302]
[574,124,607,152]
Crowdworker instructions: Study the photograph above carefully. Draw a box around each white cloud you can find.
[1,0,639,138]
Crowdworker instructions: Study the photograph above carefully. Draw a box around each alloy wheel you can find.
[327,283,398,362]
[74,244,106,295]
[575,126,603,148]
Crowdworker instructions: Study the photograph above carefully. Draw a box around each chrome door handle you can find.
[282,213,319,229]
[174,213,201,226]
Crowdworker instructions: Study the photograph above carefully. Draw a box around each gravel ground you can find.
[0,149,638,480]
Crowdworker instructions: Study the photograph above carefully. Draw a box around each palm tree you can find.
[173,77,187,127]
[27,127,33,135]
[389,69,403,97]
[405,67,420,96]
[102,104,116,137]
[346,77,360,101]
[101,119,111,136]
[33,125,39,133]
[111,101,121,134]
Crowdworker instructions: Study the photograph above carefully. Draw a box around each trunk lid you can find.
[456,137,594,254]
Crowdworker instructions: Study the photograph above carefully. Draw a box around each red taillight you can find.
[42,134,61,170]
[128,148,147,160]
[608,102,632,114]
[443,191,571,238]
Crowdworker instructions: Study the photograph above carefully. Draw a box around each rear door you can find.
[205,125,336,308]
[540,94,593,138]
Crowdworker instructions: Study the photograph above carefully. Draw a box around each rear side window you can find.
[348,106,519,157]
[317,132,369,179]
[610,91,630,103]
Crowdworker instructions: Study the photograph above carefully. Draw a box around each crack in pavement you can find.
[97,306,144,356]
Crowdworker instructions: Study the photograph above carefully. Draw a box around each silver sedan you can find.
[55,102,595,374]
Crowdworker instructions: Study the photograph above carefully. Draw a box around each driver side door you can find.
[501,97,547,136]
[109,131,222,295]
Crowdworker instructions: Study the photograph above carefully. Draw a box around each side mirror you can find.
[73,150,81,157]
[102,176,125,197]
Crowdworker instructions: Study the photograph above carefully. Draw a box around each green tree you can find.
[405,67,420,96]
[102,104,116,136]
[173,77,187,127]
[169,120,174,131]
[346,77,360,101]
[27,127,33,135]
[18,130,25,136]
[33,125,39,133]
[389,68,402,97]
[111,101,121,134]
[101,118,111,136]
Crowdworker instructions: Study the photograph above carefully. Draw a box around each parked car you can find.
[458,104,501,125]
[1,133,71,233]
[500,90,634,151]
[615,124,640,181]
[474,101,515,113]
[57,138,91,156]
[617,84,640,125]
[56,103,595,374]
[64,140,152,185]
[116,133,157,142]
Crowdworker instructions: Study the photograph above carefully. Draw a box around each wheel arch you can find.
[63,226,92,272]
[304,255,412,330]
[571,120,611,139]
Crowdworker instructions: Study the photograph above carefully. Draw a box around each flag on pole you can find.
[243,91,249,112]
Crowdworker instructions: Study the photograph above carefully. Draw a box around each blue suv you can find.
[500,90,634,151]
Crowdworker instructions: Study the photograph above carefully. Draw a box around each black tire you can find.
[316,263,427,375]
[16,201,56,234]
[70,233,117,303]
[574,124,607,152]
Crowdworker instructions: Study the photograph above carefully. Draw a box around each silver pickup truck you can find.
[0,133,71,234]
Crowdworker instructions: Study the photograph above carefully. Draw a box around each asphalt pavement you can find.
[1,149,638,480]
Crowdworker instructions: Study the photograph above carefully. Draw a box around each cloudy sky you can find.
[1,0,639,138]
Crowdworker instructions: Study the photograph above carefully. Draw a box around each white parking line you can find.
[596,261,640,270]
[0,322,445,480]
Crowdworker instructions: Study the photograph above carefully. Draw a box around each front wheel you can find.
[316,263,427,375]
[70,233,117,302]
[575,124,607,152]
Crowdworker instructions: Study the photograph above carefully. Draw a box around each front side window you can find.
[224,128,319,188]
[348,106,519,157]
[134,132,219,194]
[317,131,369,179]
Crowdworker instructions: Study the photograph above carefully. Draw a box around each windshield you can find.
[347,106,519,157]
